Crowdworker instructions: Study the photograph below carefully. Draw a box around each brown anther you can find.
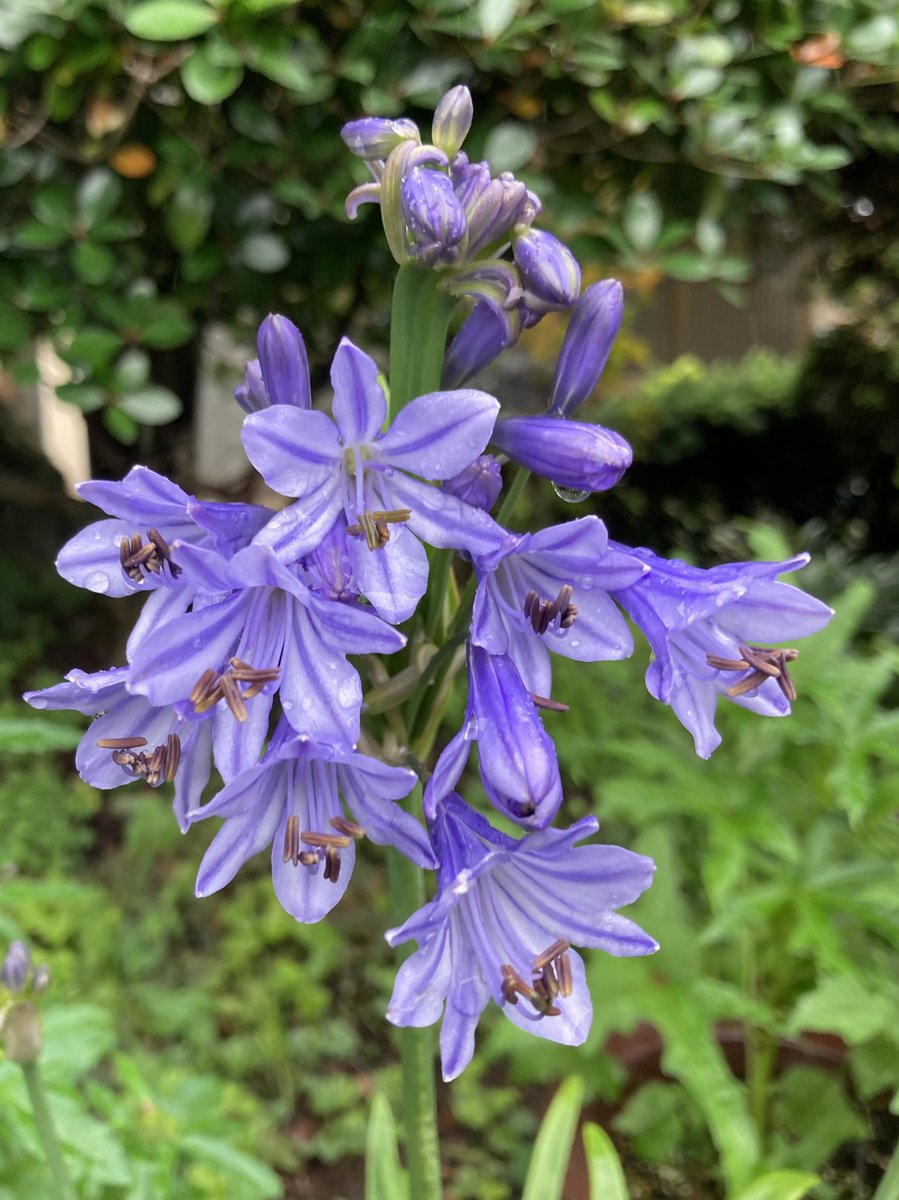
[164,733,181,783]
[557,953,573,998]
[119,529,182,583]
[283,814,301,866]
[97,736,148,750]
[534,938,570,970]
[146,745,165,786]
[708,644,801,702]
[330,816,365,839]
[347,508,412,551]
[219,673,249,722]
[776,653,798,702]
[524,590,539,619]
[531,693,570,713]
[726,669,771,697]
[301,830,352,849]
[190,668,219,706]
[112,749,136,767]
[738,644,781,677]
[524,585,578,636]
[323,846,341,883]
[560,602,578,629]
[537,961,559,999]
[299,850,320,869]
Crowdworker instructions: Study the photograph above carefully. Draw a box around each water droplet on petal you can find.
[282,699,294,713]
[552,483,590,503]
[337,681,358,708]
[86,571,110,593]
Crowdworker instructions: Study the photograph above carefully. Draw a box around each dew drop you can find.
[301,696,313,712]
[337,682,358,708]
[86,571,110,594]
[282,699,294,713]
[552,483,590,503]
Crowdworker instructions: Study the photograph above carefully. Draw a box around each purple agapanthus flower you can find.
[190,721,436,922]
[127,540,405,754]
[240,335,508,622]
[24,667,212,832]
[548,280,624,418]
[442,454,503,512]
[490,414,633,494]
[386,793,657,1080]
[426,645,563,830]
[471,516,646,697]
[611,546,835,757]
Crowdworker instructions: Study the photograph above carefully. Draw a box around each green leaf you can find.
[0,716,81,754]
[236,232,290,273]
[786,976,893,1045]
[478,0,518,41]
[484,121,537,173]
[245,44,313,92]
[125,0,218,40]
[15,220,68,250]
[64,327,124,367]
[365,1094,409,1200]
[732,1170,819,1200]
[118,386,182,424]
[164,179,214,253]
[623,192,662,251]
[114,349,151,390]
[103,405,140,445]
[583,1123,629,1200]
[77,169,123,229]
[671,65,723,99]
[179,1134,283,1197]
[71,241,116,285]
[41,1005,117,1079]
[522,1077,584,1200]
[847,16,897,57]
[0,303,31,351]
[181,46,244,103]
[56,382,106,413]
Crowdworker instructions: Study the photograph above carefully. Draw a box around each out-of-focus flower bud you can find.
[512,228,581,308]
[548,280,624,417]
[442,303,511,388]
[1,942,31,995]
[442,454,503,511]
[431,86,474,158]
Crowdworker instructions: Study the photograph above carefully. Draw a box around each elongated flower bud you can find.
[491,415,632,493]
[548,280,624,417]
[442,303,510,387]
[257,314,312,409]
[432,86,473,158]
[1,941,31,995]
[442,454,503,511]
[402,168,467,265]
[341,117,420,160]
[459,166,531,258]
[512,228,581,308]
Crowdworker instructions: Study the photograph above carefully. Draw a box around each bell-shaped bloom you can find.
[127,541,405,755]
[24,667,213,832]
[442,454,503,512]
[611,546,834,758]
[512,228,581,308]
[241,335,508,622]
[471,516,646,697]
[426,645,563,830]
[431,85,474,158]
[442,302,511,388]
[190,722,436,923]
[235,313,311,413]
[491,414,632,494]
[402,168,467,265]
[548,280,624,417]
[386,793,657,1080]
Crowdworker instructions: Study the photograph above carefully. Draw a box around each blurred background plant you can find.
[2,0,898,1197]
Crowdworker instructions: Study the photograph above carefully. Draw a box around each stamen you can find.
[330,816,365,839]
[323,846,341,883]
[557,953,573,998]
[522,584,578,636]
[97,736,148,750]
[299,850,320,869]
[219,673,248,722]
[534,938,570,969]
[500,961,562,1020]
[707,645,801,701]
[163,733,181,783]
[347,508,412,551]
[531,693,570,713]
[190,668,219,706]
[119,529,182,583]
[283,814,301,865]
[190,661,279,717]
[301,831,352,848]
[104,732,182,786]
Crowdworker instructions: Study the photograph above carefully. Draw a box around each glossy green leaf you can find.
[64,327,124,366]
[522,1077,584,1200]
[484,121,537,172]
[583,1123,629,1200]
[245,45,313,92]
[56,382,106,412]
[365,1094,409,1200]
[181,46,244,104]
[124,0,218,40]
[623,192,662,251]
[847,15,897,57]
[114,349,151,390]
[71,241,115,285]
[478,0,518,41]
[786,976,893,1045]
[164,179,214,254]
[236,232,290,273]
[731,1170,819,1200]
[77,169,123,229]
[118,385,182,424]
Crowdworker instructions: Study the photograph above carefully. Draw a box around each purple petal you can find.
[25,666,128,713]
[280,604,361,746]
[330,338,387,445]
[309,592,407,656]
[173,721,213,832]
[548,280,624,417]
[337,760,435,868]
[250,481,344,561]
[442,303,510,389]
[242,406,341,498]
[376,390,499,480]
[718,580,834,642]
[491,415,632,493]
[126,585,193,662]
[76,466,190,523]
[386,472,509,560]
[56,519,148,597]
[258,314,311,409]
[347,524,428,624]
[387,927,453,1027]
[195,804,282,897]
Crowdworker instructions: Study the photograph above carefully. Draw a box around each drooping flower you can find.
[386,793,657,1080]
[240,335,508,622]
[471,516,646,697]
[425,645,563,830]
[610,546,834,757]
[490,414,632,494]
[190,722,436,922]
[24,667,214,832]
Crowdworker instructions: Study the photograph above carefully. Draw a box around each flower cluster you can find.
[28,86,833,1080]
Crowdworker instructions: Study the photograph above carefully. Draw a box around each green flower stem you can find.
[20,1060,76,1200]
[873,1137,899,1200]
[388,264,455,413]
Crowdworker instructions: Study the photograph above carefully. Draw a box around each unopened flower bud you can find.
[1,942,31,995]
[548,280,624,417]
[442,303,511,388]
[402,168,467,265]
[3,1002,42,1063]
[341,117,420,161]
[458,166,530,258]
[257,314,312,409]
[442,454,503,511]
[512,228,581,308]
[431,85,474,157]
[491,414,632,493]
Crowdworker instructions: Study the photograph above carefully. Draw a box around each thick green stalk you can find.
[20,1061,76,1200]
[388,265,455,412]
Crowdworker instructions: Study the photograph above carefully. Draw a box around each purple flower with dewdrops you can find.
[548,280,624,417]
[127,540,405,753]
[471,516,646,697]
[490,414,633,494]
[442,454,503,512]
[240,335,508,623]
[512,228,581,310]
[386,793,657,1080]
[235,313,311,413]
[190,721,436,922]
[24,667,212,832]
[610,546,835,758]
[426,645,563,830]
